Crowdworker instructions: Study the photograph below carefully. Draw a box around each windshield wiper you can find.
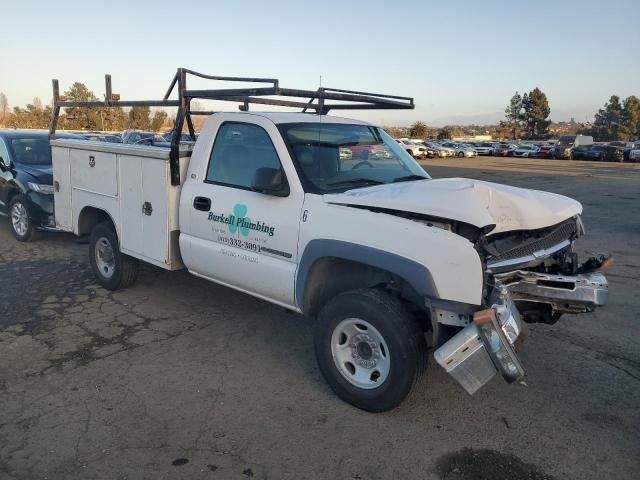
[326,178,386,189]
[392,174,429,183]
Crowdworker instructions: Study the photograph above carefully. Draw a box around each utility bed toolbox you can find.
[51,139,190,270]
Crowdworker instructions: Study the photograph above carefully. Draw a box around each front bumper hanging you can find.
[434,269,609,395]
[434,287,525,395]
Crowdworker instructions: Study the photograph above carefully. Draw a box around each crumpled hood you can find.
[323,178,582,234]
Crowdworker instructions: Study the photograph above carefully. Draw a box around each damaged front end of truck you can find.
[434,213,610,394]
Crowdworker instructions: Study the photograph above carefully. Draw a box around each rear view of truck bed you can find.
[51,139,190,270]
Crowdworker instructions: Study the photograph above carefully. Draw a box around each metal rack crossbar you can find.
[49,67,414,184]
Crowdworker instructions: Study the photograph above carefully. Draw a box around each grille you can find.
[488,218,577,265]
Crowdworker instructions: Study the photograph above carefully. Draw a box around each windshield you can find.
[9,137,52,165]
[279,123,430,193]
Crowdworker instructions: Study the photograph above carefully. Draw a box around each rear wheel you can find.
[457,151,464,158]
[314,289,427,412]
[89,221,139,290]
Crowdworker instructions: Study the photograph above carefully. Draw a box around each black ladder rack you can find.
[49,67,414,185]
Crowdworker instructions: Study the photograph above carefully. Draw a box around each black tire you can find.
[314,289,427,412]
[89,221,139,290]
[8,194,39,242]
[457,151,464,158]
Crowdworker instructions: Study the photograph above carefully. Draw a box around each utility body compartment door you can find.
[179,114,304,308]
[51,145,72,231]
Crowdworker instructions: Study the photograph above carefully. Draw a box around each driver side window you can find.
[206,122,283,190]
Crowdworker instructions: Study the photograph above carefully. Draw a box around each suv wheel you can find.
[9,195,38,242]
[314,289,427,412]
[89,221,139,290]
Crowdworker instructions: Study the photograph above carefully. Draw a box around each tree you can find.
[621,95,640,140]
[7,101,52,129]
[522,87,551,139]
[504,92,524,139]
[383,126,409,138]
[409,121,428,139]
[437,127,452,140]
[591,95,625,141]
[128,106,151,130]
[101,107,126,131]
[0,93,8,125]
[63,82,101,130]
[150,110,168,131]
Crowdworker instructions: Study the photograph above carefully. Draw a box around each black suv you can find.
[585,144,625,162]
[0,130,79,241]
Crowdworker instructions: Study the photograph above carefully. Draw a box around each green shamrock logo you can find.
[229,203,250,236]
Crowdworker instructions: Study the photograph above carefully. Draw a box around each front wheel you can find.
[89,221,139,290]
[457,151,464,158]
[9,195,38,242]
[314,289,427,412]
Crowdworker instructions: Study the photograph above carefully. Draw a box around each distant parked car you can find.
[162,131,195,142]
[510,145,539,157]
[397,139,426,158]
[423,142,450,158]
[585,144,625,162]
[473,142,498,155]
[0,130,82,241]
[535,145,554,159]
[339,147,353,160]
[570,145,592,160]
[442,142,475,158]
[79,133,122,143]
[122,130,169,146]
[493,144,513,157]
[628,142,640,162]
[350,144,386,160]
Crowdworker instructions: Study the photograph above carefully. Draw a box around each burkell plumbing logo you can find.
[206,204,275,237]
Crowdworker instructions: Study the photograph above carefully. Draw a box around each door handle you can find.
[193,196,211,211]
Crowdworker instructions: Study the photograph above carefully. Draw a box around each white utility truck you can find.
[49,70,610,411]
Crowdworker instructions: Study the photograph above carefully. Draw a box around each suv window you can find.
[206,122,282,189]
[9,137,52,165]
[0,138,10,165]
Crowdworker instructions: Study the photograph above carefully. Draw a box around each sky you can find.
[1,0,639,127]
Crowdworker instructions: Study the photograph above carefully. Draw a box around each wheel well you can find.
[7,188,19,204]
[302,257,424,319]
[77,207,115,236]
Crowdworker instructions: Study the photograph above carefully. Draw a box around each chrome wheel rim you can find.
[95,237,115,279]
[11,202,29,236]
[331,318,390,389]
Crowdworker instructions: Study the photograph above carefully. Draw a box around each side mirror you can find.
[0,156,8,170]
[251,167,289,197]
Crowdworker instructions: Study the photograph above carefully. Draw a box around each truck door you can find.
[181,116,304,308]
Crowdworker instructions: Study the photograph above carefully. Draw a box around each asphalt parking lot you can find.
[1,157,639,480]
